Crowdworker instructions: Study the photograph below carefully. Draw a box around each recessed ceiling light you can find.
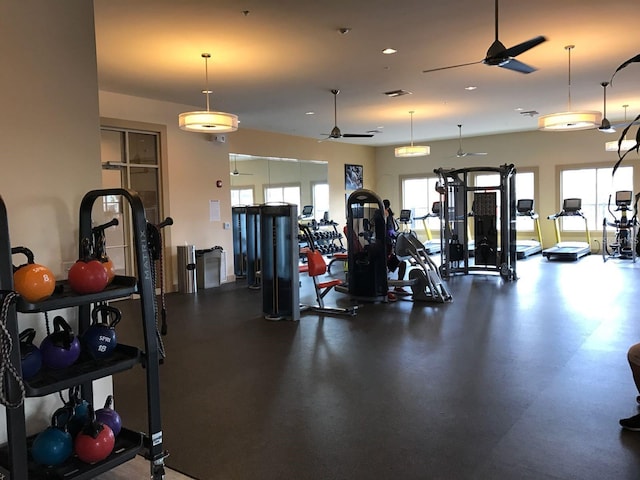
[305,111,315,115]
[384,89,412,97]
[514,107,523,111]
[464,86,477,91]
[382,48,397,55]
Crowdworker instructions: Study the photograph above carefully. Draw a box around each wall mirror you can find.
[230,154,329,220]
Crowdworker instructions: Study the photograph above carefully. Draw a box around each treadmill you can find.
[415,201,442,255]
[515,199,543,259]
[542,198,591,261]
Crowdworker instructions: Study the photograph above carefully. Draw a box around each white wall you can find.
[0,0,109,440]
[99,90,376,287]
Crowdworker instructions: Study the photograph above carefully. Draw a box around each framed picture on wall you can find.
[345,164,363,190]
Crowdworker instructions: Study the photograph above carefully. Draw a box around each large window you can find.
[401,176,441,232]
[231,187,254,206]
[264,184,301,212]
[312,182,329,221]
[560,165,633,231]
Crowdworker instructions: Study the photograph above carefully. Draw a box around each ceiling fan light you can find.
[179,111,238,132]
[395,145,430,157]
[537,111,602,131]
[605,139,637,152]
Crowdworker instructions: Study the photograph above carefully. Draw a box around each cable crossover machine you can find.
[434,164,517,280]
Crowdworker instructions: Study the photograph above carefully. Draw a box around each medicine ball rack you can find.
[0,188,167,479]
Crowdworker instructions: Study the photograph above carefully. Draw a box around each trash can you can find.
[196,247,226,289]
[177,245,197,293]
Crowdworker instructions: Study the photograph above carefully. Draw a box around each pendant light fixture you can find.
[605,105,635,152]
[538,45,601,131]
[178,53,238,133]
[395,111,430,157]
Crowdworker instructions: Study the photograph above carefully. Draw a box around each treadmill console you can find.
[563,198,582,213]
[399,209,412,222]
[616,190,633,207]
[300,205,313,218]
[517,199,534,215]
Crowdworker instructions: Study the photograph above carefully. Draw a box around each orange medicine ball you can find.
[14,264,56,303]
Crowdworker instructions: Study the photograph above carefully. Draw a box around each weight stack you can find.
[260,204,300,321]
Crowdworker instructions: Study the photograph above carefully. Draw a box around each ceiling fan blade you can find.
[422,60,482,74]
[498,58,537,74]
[610,119,640,129]
[503,36,547,58]
[342,133,374,138]
[467,152,488,156]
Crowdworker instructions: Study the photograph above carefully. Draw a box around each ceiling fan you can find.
[598,81,616,133]
[453,125,487,157]
[230,155,252,176]
[598,81,640,133]
[322,89,374,139]
[422,0,546,75]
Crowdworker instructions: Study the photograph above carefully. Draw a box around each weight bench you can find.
[301,250,357,316]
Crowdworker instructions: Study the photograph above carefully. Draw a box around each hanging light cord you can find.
[409,111,415,147]
[0,291,25,409]
[565,45,574,111]
[203,53,212,112]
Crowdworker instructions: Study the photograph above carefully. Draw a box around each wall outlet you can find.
[223,222,231,230]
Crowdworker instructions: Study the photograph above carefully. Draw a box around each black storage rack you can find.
[0,188,167,479]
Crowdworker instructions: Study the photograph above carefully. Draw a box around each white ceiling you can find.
[93,0,640,146]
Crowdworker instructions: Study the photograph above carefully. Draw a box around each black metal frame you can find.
[434,164,517,280]
[0,188,166,479]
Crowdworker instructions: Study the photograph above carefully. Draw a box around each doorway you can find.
[99,126,162,277]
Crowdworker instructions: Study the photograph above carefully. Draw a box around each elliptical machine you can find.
[602,190,638,263]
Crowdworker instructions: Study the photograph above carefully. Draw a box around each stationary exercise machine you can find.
[398,209,412,233]
[602,190,638,262]
[340,189,388,302]
[391,231,452,303]
[231,206,247,278]
[260,203,300,320]
[414,201,442,255]
[542,198,591,261]
[246,205,261,288]
[298,224,358,316]
[515,199,543,259]
[434,164,517,280]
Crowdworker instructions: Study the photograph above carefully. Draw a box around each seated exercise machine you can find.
[335,189,388,302]
[414,201,442,255]
[299,225,358,316]
[542,198,591,261]
[515,199,542,259]
[602,190,638,263]
[389,231,452,303]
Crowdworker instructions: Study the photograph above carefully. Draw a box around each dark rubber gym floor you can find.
[113,254,640,480]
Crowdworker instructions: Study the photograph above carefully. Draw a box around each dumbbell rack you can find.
[298,223,345,261]
[0,189,166,479]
